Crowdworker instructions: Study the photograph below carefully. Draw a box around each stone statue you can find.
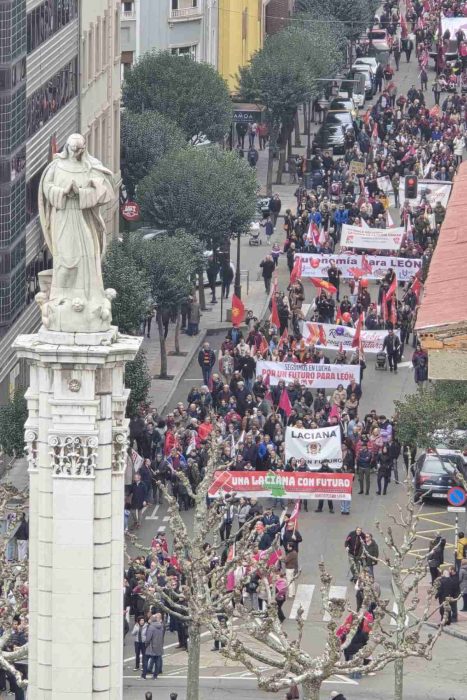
[37,133,116,333]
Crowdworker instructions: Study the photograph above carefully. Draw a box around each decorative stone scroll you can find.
[112,431,128,473]
[49,435,98,477]
[25,428,38,472]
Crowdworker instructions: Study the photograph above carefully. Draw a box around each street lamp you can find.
[234,232,242,298]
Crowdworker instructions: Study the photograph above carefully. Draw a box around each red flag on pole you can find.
[335,306,342,324]
[351,312,364,348]
[231,294,245,327]
[410,276,422,301]
[270,292,280,329]
[278,328,289,350]
[382,291,388,322]
[259,336,269,357]
[309,278,337,294]
[278,389,292,417]
[390,297,397,326]
[290,256,302,284]
[385,275,397,301]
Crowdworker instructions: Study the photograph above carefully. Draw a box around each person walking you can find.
[142,612,165,679]
[315,460,335,512]
[382,328,401,373]
[260,255,275,294]
[345,526,366,582]
[284,543,299,598]
[220,263,234,300]
[427,534,446,584]
[419,67,428,91]
[376,445,392,495]
[362,533,379,578]
[356,439,372,495]
[15,513,29,561]
[198,342,216,386]
[131,616,148,671]
[187,296,200,336]
[455,531,467,573]
[130,472,148,529]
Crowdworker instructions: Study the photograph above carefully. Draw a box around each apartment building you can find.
[0,0,121,404]
[120,0,218,78]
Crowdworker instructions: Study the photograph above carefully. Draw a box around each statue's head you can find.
[65,133,86,161]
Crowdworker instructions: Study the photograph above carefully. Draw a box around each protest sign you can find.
[285,426,342,469]
[398,179,452,209]
[349,160,366,175]
[297,253,421,282]
[301,321,399,354]
[256,361,360,388]
[341,224,404,251]
[208,470,354,500]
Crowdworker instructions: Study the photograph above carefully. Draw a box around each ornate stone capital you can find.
[112,430,128,473]
[49,435,98,477]
[25,428,38,473]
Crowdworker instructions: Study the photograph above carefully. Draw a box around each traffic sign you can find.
[447,506,466,513]
[447,487,466,506]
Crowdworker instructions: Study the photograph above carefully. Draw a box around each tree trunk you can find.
[266,143,274,196]
[157,315,168,378]
[174,306,181,355]
[294,110,302,147]
[198,270,206,310]
[302,103,308,134]
[186,622,201,700]
[394,657,404,700]
[276,125,291,185]
[301,679,321,700]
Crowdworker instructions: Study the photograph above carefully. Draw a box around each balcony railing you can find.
[121,9,136,20]
[170,5,202,20]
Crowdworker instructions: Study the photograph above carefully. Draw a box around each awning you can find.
[232,102,265,123]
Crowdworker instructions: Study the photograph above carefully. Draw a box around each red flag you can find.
[410,276,422,301]
[401,14,408,38]
[309,278,337,294]
[363,109,371,126]
[270,292,280,329]
[386,275,397,301]
[382,291,388,322]
[278,328,289,350]
[278,388,292,417]
[335,306,342,324]
[290,256,302,284]
[231,294,245,327]
[390,297,397,326]
[361,255,373,274]
[288,499,300,524]
[259,336,269,357]
[372,122,379,143]
[351,313,364,348]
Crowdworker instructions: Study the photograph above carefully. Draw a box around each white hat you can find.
[330,693,340,699]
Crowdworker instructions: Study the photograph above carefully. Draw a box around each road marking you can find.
[123,675,359,685]
[183,378,203,381]
[398,361,412,368]
[390,601,409,627]
[289,584,315,620]
[163,515,170,522]
[323,586,347,621]
[146,504,160,520]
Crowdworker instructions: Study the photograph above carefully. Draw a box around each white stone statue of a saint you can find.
[37,133,116,333]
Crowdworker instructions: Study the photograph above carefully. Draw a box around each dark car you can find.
[313,122,345,156]
[412,451,467,501]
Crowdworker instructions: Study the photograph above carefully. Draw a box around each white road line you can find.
[123,675,359,684]
[323,585,347,621]
[390,601,409,626]
[289,584,315,620]
[146,504,160,520]
[162,515,170,522]
[398,361,412,368]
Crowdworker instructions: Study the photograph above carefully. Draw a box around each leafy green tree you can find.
[395,382,467,450]
[238,24,344,192]
[137,147,257,250]
[124,349,152,417]
[123,51,231,143]
[102,239,151,335]
[0,391,27,457]
[121,111,185,197]
[295,0,375,41]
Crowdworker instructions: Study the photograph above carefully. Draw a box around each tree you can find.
[238,25,344,193]
[133,231,205,378]
[122,51,231,143]
[121,111,185,197]
[295,0,376,42]
[138,147,257,250]
[124,349,152,417]
[395,381,467,450]
[102,239,151,335]
[0,392,27,457]
[214,482,444,700]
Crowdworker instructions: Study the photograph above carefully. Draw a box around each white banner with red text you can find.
[285,426,342,469]
[341,224,404,251]
[296,253,421,282]
[301,321,399,354]
[256,361,360,387]
[208,470,354,500]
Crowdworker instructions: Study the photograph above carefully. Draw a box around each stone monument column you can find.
[14,134,142,699]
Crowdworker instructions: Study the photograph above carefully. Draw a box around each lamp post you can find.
[234,232,242,298]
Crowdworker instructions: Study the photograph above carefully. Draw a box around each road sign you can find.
[120,200,140,222]
[448,506,466,513]
[447,487,466,506]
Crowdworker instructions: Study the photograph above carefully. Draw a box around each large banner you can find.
[341,224,404,251]
[399,179,452,209]
[256,361,360,387]
[297,253,421,282]
[285,426,342,469]
[301,321,399,354]
[208,470,354,500]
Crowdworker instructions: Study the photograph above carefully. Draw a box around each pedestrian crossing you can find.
[288,582,410,626]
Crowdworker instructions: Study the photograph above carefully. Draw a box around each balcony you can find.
[121,9,136,20]
[169,3,203,21]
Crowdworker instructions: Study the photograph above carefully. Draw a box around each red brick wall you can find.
[265,0,294,35]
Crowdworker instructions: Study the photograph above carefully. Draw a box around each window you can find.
[171,0,198,8]
[0,147,26,185]
[26,57,78,139]
[81,35,87,89]
[95,18,101,74]
[171,44,197,59]
[88,25,94,81]
[114,9,120,56]
[26,167,45,224]
[27,0,79,55]
[102,13,108,69]
[101,115,107,166]
[122,1,133,11]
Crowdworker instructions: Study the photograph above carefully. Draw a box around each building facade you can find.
[0,0,121,405]
[265,0,294,35]
[120,0,218,78]
[218,0,270,92]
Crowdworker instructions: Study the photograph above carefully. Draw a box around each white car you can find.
[367,28,391,52]
[353,57,379,73]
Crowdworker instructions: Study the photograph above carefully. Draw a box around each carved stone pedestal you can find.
[14,329,141,700]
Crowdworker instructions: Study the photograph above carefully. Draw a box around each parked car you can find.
[339,74,366,108]
[353,56,379,73]
[328,97,359,119]
[325,110,354,131]
[412,450,467,501]
[350,67,375,99]
[312,123,345,156]
[367,28,391,52]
